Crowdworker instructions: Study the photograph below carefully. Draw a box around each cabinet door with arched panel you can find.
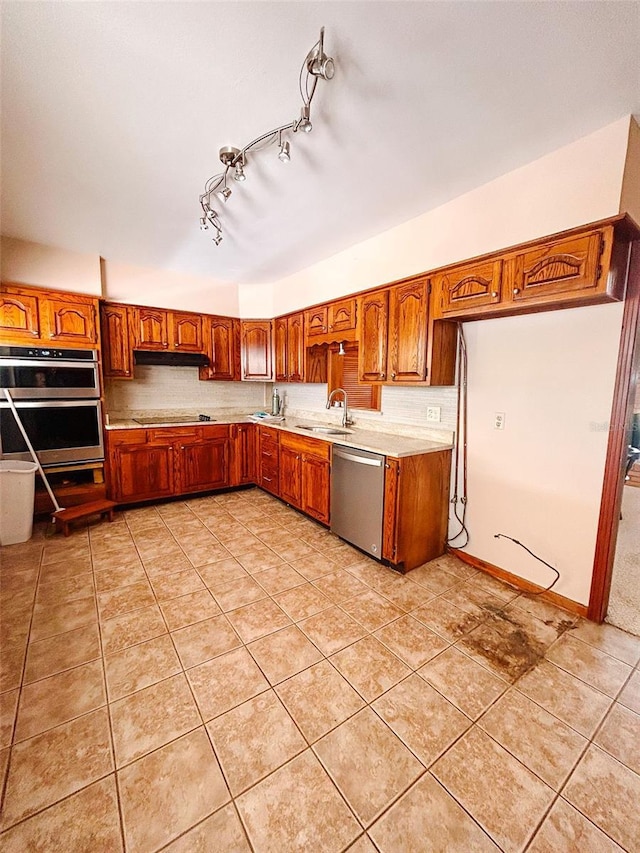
[43,297,98,345]
[0,291,40,341]
[437,259,503,316]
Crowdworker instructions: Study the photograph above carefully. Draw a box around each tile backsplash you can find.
[278,383,457,440]
[104,365,267,417]
[105,367,457,442]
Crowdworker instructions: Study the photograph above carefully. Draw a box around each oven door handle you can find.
[0,359,99,369]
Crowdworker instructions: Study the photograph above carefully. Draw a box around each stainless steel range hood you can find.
[133,351,209,368]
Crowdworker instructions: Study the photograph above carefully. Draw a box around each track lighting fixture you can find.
[337,342,346,356]
[278,134,291,163]
[297,105,313,134]
[199,27,334,245]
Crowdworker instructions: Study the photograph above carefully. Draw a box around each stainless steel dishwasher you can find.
[331,445,386,559]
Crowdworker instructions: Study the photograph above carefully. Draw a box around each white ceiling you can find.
[1,2,639,287]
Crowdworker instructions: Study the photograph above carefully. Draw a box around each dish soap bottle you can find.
[271,387,281,416]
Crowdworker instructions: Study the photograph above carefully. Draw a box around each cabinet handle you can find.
[391,372,396,379]
[169,446,174,451]
[513,288,520,295]
[491,291,498,298]
[125,370,130,375]
[264,451,272,457]
[174,343,178,348]
[32,330,38,336]
[380,372,385,379]
[263,476,272,483]
[180,446,185,450]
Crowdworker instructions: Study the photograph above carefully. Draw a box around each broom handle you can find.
[3,389,63,513]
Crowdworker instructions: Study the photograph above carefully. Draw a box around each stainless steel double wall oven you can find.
[0,345,104,467]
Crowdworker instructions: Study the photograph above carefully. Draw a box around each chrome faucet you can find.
[326,387,353,428]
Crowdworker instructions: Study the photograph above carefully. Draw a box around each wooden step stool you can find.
[52,499,117,537]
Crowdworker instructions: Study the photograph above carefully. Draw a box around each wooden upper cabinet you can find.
[305,305,328,338]
[203,316,239,381]
[274,317,288,382]
[0,284,97,348]
[0,291,40,341]
[101,303,133,379]
[275,312,306,382]
[287,312,304,382]
[388,279,429,382]
[358,289,389,382]
[171,312,203,353]
[506,230,605,303]
[43,297,97,345]
[328,298,357,333]
[438,259,502,316]
[241,320,273,380]
[135,306,168,350]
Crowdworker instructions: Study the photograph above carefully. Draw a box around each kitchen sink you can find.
[295,425,353,436]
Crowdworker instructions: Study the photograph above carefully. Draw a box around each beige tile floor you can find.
[1,487,640,852]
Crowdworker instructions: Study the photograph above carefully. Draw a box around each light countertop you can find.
[105,411,453,458]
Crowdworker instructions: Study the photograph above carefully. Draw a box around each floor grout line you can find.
[2,490,640,851]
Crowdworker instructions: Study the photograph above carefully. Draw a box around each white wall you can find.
[268,117,631,315]
[101,261,241,316]
[0,235,102,295]
[460,304,623,605]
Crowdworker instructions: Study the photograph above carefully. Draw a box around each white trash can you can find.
[0,461,39,546]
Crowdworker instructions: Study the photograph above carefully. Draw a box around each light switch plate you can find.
[494,412,505,430]
[426,406,441,423]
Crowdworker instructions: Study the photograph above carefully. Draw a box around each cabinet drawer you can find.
[260,446,279,465]
[201,424,230,440]
[107,429,147,446]
[281,432,331,461]
[148,427,201,444]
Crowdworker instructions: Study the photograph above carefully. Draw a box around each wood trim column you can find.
[588,234,640,622]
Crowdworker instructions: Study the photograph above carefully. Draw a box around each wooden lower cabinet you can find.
[382,449,452,571]
[258,425,280,495]
[111,442,176,503]
[231,423,256,486]
[107,426,231,503]
[301,453,330,524]
[278,433,331,525]
[179,437,229,493]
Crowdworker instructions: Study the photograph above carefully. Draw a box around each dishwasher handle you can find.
[333,448,384,467]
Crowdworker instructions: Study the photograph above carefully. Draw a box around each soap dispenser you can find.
[271,387,281,416]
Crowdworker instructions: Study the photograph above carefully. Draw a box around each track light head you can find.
[278,139,291,162]
[199,217,208,231]
[307,27,335,80]
[234,160,246,182]
[298,105,312,133]
[217,185,232,202]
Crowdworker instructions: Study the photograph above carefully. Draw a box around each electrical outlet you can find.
[426,406,441,423]
[494,412,505,430]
